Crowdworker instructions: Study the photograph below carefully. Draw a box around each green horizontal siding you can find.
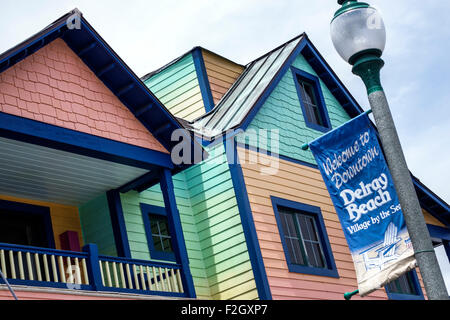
[144,54,206,121]
[237,53,352,164]
[120,174,211,299]
[79,194,117,257]
[184,143,258,300]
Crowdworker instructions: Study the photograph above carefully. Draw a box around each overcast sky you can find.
[0,0,449,294]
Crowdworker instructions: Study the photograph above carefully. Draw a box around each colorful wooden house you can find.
[0,9,448,301]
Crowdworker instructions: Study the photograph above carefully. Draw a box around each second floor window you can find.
[298,80,324,127]
[149,215,173,253]
[292,67,331,132]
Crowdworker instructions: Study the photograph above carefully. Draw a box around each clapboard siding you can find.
[238,52,352,165]
[144,54,205,121]
[237,147,388,300]
[79,194,117,256]
[183,143,258,300]
[119,174,211,299]
[202,50,244,105]
[0,194,83,251]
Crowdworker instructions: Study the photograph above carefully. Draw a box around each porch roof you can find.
[0,135,149,206]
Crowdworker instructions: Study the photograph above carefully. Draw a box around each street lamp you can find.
[331,0,448,300]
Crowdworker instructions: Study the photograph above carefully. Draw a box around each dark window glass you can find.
[278,206,327,269]
[297,78,324,127]
[386,271,418,295]
[149,215,173,253]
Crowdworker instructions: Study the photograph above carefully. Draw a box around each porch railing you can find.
[0,242,188,298]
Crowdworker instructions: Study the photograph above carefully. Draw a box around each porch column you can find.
[159,168,196,298]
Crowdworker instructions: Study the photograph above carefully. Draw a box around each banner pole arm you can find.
[344,289,359,300]
[301,109,373,151]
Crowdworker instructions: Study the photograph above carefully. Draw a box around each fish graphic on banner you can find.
[309,113,416,296]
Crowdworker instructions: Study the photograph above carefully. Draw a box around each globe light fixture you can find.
[331,0,449,300]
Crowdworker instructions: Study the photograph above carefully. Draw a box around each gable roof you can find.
[187,33,450,227]
[191,34,305,138]
[0,8,204,169]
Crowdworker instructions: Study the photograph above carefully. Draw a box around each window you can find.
[140,203,175,262]
[292,67,331,132]
[271,196,339,278]
[385,270,424,300]
[0,199,55,248]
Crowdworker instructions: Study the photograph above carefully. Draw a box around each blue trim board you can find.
[159,169,196,298]
[0,199,56,249]
[291,66,332,132]
[192,47,215,113]
[427,224,450,242]
[225,138,272,300]
[106,190,131,258]
[0,111,172,171]
[270,196,339,278]
[140,203,176,262]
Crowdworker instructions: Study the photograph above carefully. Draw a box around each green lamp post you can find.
[331,0,448,300]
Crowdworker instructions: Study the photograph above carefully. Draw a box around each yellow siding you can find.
[202,50,245,104]
[0,194,83,250]
[423,209,445,227]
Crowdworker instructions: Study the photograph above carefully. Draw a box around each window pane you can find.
[287,237,305,266]
[153,236,163,251]
[302,83,316,105]
[161,237,173,252]
[149,215,173,253]
[158,219,170,237]
[150,220,159,235]
[387,272,417,295]
[281,212,297,237]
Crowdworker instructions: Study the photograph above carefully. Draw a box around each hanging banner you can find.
[309,113,416,296]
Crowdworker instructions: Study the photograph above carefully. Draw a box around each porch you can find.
[0,113,196,299]
[0,242,187,298]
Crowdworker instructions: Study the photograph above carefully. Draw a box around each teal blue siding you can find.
[79,194,117,257]
[237,53,352,164]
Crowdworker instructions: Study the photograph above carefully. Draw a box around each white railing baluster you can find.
[26,252,33,280]
[159,267,166,291]
[98,260,105,286]
[105,261,112,287]
[74,258,82,284]
[112,262,119,288]
[66,257,73,284]
[9,251,16,279]
[119,263,126,289]
[125,263,133,289]
[169,269,177,293]
[35,253,42,281]
[176,269,183,293]
[152,266,159,291]
[18,251,25,280]
[51,255,58,282]
[81,258,89,285]
[43,254,50,282]
[165,268,172,292]
[133,265,140,290]
[58,256,66,283]
[139,265,146,290]
[0,250,6,278]
[146,266,152,291]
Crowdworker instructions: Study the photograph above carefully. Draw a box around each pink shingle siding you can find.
[0,39,168,153]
